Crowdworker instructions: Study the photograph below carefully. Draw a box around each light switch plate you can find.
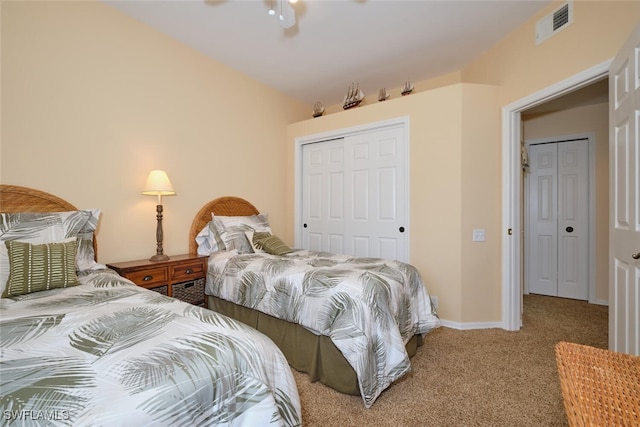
[473,229,485,242]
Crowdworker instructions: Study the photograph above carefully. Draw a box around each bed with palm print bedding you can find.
[206,248,440,408]
[0,268,301,426]
[0,185,301,426]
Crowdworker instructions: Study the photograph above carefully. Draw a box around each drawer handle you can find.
[143,275,153,281]
[185,268,194,275]
[184,283,194,289]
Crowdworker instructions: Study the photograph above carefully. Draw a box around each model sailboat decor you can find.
[343,83,365,110]
[378,88,390,102]
[312,102,325,118]
[401,81,414,96]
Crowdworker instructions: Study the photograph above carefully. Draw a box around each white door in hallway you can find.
[527,139,589,300]
[609,24,640,355]
[301,124,408,262]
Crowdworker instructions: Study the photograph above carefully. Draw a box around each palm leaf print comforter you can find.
[206,250,441,408]
[0,269,301,427]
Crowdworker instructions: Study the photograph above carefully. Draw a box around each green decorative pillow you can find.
[252,232,293,256]
[2,239,80,298]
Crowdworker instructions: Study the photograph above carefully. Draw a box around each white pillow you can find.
[218,226,254,254]
[195,221,228,256]
[211,213,271,230]
[195,223,215,256]
[211,213,271,251]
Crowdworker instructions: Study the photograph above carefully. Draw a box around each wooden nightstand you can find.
[107,254,208,307]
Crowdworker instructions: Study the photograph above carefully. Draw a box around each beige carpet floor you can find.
[292,294,608,427]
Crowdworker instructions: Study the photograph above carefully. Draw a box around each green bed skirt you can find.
[207,295,423,396]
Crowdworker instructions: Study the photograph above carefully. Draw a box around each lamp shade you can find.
[142,170,176,196]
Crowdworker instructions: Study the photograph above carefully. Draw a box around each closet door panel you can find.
[302,139,346,253]
[345,126,406,260]
[557,140,589,300]
[528,143,559,296]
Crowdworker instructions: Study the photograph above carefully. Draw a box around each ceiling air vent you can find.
[535,2,573,45]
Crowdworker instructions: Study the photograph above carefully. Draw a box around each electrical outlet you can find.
[430,296,438,309]
[473,229,485,242]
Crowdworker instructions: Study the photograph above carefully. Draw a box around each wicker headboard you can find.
[189,196,259,254]
[0,184,98,258]
[0,185,79,213]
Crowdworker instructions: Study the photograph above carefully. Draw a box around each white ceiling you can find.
[104,0,552,106]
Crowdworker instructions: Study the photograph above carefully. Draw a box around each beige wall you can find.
[463,1,640,106]
[523,102,610,303]
[1,1,308,263]
[460,85,502,323]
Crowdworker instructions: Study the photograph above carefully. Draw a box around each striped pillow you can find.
[2,238,80,297]
[252,232,293,256]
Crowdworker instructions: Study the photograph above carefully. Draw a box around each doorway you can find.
[501,59,611,330]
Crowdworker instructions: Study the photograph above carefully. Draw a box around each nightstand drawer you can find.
[124,267,169,287]
[171,260,206,282]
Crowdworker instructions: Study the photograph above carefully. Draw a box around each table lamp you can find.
[142,170,176,262]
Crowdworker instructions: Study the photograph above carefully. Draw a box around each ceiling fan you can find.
[268,0,298,29]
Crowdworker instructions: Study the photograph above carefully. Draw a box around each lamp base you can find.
[149,254,170,262]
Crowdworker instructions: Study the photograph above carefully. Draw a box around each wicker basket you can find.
[172,278,205,306]
[555,341,640,426]
[149,285,168,296]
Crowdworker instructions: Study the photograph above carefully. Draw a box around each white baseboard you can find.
[438,296,609,330]
[438,319,503,330]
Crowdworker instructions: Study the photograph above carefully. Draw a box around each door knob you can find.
[632,252,640,260]
[399,226,405,233]
[565,226,574,233]
[303,223,307,228]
